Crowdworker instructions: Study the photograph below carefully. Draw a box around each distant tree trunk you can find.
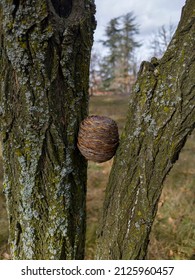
[96,0,195,259]
[0,1,96,259]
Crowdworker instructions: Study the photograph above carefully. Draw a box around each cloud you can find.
[94,0,185,60]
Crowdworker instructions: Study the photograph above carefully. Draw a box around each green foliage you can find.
[99,12,141,93]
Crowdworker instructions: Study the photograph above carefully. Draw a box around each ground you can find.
[0,94,195,259]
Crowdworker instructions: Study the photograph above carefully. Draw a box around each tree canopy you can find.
[98,12,141,93]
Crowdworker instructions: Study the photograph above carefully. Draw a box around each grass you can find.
[89,94,129,133]
[0,94,194,260]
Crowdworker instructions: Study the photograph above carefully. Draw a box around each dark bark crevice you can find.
[51,0,72,18]
[12,0,20,18]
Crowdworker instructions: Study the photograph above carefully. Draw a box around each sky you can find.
[93,0,186,61]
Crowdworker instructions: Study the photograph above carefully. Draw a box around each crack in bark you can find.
[12,0,20,18]
[16,221,22,247]
[51,0,72,18]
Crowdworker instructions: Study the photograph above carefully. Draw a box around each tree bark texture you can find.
[96,0,195,259]
[0,0,96,259]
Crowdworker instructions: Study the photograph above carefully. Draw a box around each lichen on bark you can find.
[0,0,96,259]
[96,0,195,259]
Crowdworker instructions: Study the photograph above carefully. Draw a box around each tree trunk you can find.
[96,0,195,259]
[0,0,96,259]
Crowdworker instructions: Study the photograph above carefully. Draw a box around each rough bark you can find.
[96,0,195,259]
[0,0,96,259]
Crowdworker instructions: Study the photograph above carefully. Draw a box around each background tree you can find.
[99,17,121,91]
[118,12,141,93]
[89,49,101,95]
[96,0,195,259]
[99,12,140,94]
[150,23,176,58]
[0,0,96,259]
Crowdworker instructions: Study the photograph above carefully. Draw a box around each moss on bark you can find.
[96,0,195,259]
[0,0,96,259]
